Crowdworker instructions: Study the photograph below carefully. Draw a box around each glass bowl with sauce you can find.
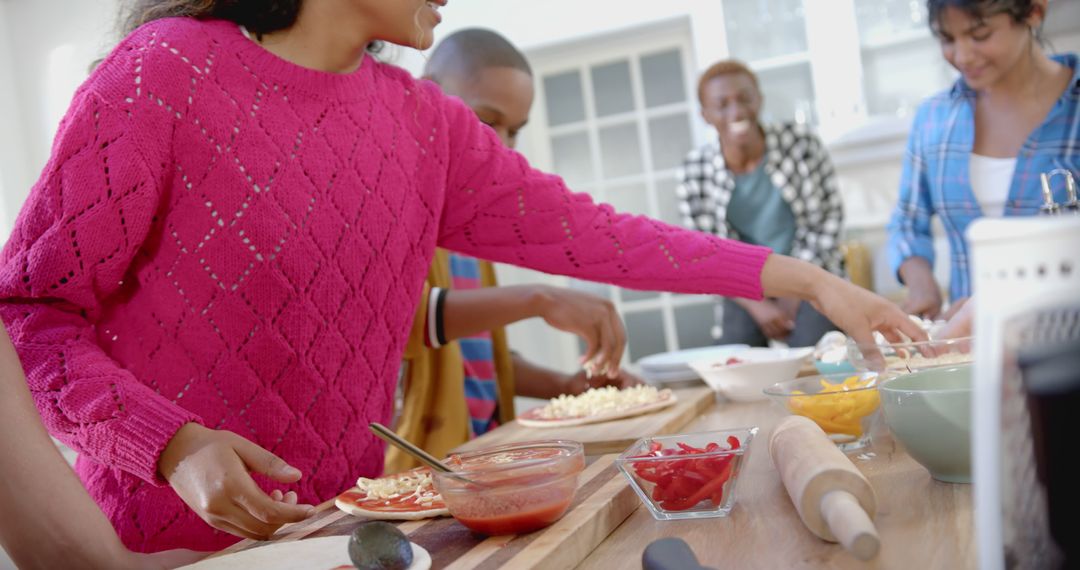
[432,440,585,535]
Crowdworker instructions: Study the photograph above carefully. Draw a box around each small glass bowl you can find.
[846,336,974,373]
[615,428,757,521]
[433,440,585,536]
[763,372,884,451]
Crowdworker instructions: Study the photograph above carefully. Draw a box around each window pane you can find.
[722,0,808,61]
[654,175,683,227]
[622,288,660,302]
[756,63,816,125]
[674,302,717,349]
[605,181,650,218]
[640,49,687,108]
[591,60,635,117]
[854,0,928,47]
[625,310,667,362]
[648,113,693,171]
[543,70,586,126]
[551,131,594,185]
[862,41,954,117]
[598,122,643,178]
[569,278,611,300]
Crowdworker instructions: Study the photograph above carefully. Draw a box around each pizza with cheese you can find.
[516,385,678,428]
[335,467,449,521]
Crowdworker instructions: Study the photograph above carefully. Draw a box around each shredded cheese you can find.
[537,385,665,420]
[356,470,441,506]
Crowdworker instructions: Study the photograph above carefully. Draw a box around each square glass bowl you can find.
[615,428,757,520]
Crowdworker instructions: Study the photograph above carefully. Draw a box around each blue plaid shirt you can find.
[887,53,1080,301]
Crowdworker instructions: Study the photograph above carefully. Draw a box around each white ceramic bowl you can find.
[689,347,813,402]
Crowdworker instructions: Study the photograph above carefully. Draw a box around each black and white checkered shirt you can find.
[675,122,846,276]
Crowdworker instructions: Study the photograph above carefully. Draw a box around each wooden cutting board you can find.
[211,454,639,570]
[454,386,715,455]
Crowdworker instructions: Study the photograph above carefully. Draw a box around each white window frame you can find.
[499,17,715,372]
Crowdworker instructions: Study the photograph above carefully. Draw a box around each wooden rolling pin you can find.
[769,415,880,560]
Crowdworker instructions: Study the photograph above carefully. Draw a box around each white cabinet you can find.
[720,0,1078,140]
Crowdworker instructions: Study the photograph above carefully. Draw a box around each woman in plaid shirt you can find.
[888,0,1079,319]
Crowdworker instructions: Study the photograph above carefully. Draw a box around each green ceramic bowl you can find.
[879,365,972,484]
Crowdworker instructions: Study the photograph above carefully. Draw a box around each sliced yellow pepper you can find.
[786,376,879,438]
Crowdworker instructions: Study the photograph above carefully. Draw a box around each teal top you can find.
[726,161,796,255]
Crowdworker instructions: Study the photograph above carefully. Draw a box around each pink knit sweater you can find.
[0,18,769,552]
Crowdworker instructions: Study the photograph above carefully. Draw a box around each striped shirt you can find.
[447,253,500,437]
[887,53,1080,301]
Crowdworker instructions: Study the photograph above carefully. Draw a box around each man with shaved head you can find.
[388,29,643,472]
[423,28,534,148]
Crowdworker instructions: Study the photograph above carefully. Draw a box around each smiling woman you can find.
[886,0,1079,320]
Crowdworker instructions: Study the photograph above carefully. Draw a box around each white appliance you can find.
[968,216,1080,569]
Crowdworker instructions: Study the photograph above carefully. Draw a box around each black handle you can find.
[642,537,715,570]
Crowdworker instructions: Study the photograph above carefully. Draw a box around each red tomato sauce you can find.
[453,495,573,535]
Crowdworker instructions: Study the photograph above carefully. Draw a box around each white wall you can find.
[0,0,120,236]
[397,0,730,77]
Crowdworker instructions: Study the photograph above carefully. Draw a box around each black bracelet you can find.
[434,287,448,347]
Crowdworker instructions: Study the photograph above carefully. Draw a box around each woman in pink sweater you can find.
[0,0,921,554]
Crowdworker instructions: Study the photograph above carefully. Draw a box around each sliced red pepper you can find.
[635,466,665,484]
[660,458,734,511]
[633,439,742,512]
[677,442,705,454]
[711,487,725,507]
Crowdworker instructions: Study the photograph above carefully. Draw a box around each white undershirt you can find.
[970,154,1017,217]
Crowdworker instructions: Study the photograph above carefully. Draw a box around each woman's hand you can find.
[760,254,927,349]
[158,423,315,541]
[938,297,975,339]
[812,278,927,348]
[898,257,943,319]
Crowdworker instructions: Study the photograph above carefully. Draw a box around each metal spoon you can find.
[368,422,478,485]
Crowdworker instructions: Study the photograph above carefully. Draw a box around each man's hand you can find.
[563,367,645,396]
[746,299,795,340]
[533,286,627,379]
[159,423,315,541]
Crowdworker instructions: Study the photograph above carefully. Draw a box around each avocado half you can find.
[348,521,414,570]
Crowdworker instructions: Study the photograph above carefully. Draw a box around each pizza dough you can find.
[335,467,449,521]
[517,386,678,428]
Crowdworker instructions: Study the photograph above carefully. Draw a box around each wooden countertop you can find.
[576,401,976,569]
[213,398,975,569]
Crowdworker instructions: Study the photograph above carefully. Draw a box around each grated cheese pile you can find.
[889,351,973,370]
[356,470,441,506]
[537,385,664,420]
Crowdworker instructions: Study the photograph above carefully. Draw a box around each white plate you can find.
[689,347,813,402]
[182,535,431,570]
[637,344,749,373]
[639,368,702,384]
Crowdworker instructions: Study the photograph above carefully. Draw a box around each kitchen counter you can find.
[211,397,974,569]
